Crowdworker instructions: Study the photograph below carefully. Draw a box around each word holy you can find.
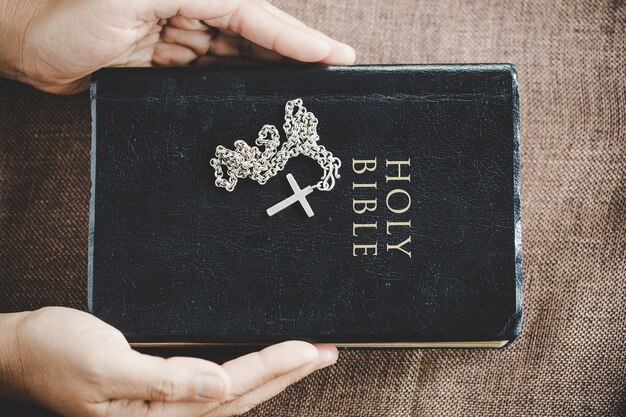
[352,158,412,257]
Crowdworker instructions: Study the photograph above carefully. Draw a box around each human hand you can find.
[0,307,338,417]
[0,0,355,93]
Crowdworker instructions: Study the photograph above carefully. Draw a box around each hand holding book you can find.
[0,307,338,417]
[0,0,356,93]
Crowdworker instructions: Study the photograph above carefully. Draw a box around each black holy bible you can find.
[89,64,523,348]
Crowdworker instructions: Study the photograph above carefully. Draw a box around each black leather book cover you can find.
[89,64,523,347]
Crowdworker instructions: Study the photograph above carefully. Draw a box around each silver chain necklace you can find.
[210,99,341,217]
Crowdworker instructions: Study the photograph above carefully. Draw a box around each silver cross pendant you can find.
[266,174,315,217]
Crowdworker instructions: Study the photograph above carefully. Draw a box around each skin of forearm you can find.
[0,0,44,81]
[0,312,31,402]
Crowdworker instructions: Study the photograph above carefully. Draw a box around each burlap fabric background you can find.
[1,0,624,415]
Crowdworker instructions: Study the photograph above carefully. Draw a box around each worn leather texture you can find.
[90,64,522,345]
[0,0,624,415]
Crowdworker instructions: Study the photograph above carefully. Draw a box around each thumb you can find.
[105,349,231,402]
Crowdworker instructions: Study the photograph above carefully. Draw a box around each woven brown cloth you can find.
[1,0,624,415]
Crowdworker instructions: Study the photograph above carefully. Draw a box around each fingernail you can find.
[195,374,225,400]
[316,347,339,367]
[332,43,356,64]
[340,43,356,56]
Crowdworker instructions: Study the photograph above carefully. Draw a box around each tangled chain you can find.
[210,99,341,192]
